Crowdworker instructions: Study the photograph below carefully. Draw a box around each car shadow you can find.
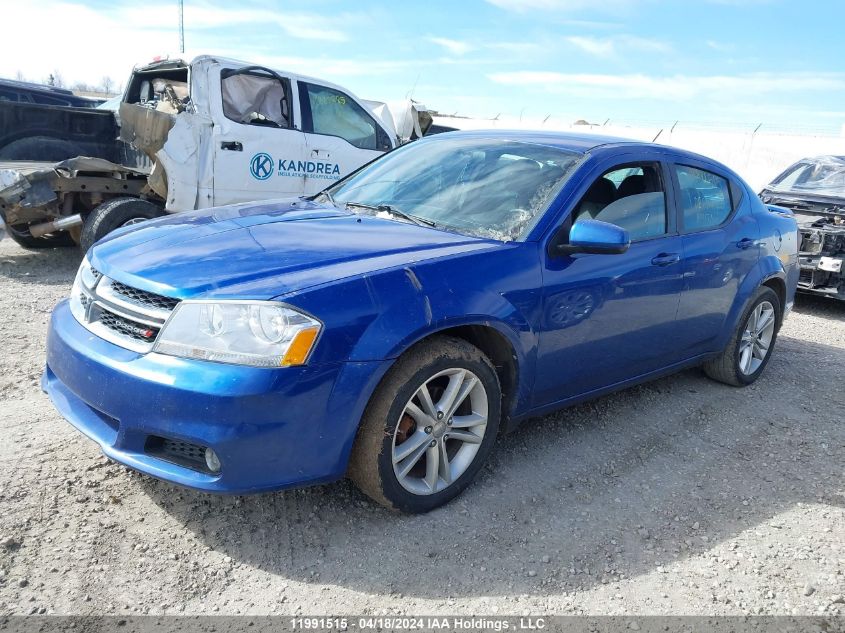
[141,327,845,599]
[793,292,845,320]
[0,244,81,287]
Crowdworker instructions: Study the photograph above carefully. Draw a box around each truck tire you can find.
[0,136,84,161]
[80,197,164,252]
[4,223,77,249]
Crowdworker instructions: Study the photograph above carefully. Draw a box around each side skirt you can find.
[504,352,716,433]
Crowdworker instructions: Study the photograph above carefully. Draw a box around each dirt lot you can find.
[0,237,842,618]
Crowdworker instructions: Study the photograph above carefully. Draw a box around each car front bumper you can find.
[43,300,390,493]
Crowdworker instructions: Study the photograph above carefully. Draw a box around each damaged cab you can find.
[760,156,845,300]
[0,55,421,250]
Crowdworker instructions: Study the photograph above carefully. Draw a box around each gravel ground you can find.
[0,237,842,618]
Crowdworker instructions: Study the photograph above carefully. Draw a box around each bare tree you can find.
[101,76,114,95]
[15,70,26,82]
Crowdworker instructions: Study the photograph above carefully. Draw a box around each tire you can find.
[4,222,77,249]
[0,136,83,161]
[348,336,502,513]
[703,286,782,387]
[80,197,163,252]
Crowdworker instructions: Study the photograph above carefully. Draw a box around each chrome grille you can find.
[109,280,180,311]
[75,268,178,353]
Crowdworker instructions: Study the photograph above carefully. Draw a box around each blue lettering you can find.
[332,164,340,175]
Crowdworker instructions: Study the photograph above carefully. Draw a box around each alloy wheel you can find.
[738,300,776,375]
[391,368,488,495]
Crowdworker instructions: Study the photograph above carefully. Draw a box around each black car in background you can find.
[0,78,103,108]
[760,156,845,300]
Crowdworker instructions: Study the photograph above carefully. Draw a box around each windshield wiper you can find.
[344,201,436,228]
[310,190,337,206]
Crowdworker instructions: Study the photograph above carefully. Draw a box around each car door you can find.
[670,161,761,355]
[297,81,392,196]
[211,66,308,206]
[532,156,686,407]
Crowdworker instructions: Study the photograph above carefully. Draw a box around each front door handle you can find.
[737,237,755,249]
[651,253,680,266]
[220,141,243,151]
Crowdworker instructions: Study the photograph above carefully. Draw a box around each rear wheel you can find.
[703,286,781,386]
[80,197,163,252]
[348,336,501,513]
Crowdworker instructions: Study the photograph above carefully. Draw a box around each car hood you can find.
[90,199,497,299]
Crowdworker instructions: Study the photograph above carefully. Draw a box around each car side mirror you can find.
[552,219,631,256]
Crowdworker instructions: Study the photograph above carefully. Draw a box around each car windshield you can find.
[769,156,845,197]
[321,136,581,241]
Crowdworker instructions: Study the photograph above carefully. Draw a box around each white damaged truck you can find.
[0,55,433,250]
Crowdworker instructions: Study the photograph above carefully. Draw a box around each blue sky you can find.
[3,0,844,133]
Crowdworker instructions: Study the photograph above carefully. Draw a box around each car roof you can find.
[431,129,741,175]
[0,77,77,97]
[435,128,635,153]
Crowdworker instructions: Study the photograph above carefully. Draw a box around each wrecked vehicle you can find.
[0,55,430,251]
[760,155,845,300]
[44,132,797,512]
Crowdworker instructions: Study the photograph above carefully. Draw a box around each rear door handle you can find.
[737,237,755,249]
[651,253,680,266]
[220,141,243,151]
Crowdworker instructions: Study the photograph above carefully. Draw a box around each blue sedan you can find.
[43,131,799,513]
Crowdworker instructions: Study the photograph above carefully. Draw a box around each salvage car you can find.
[0,55,431,251]
[759,155,845,300]
[43,131,799,513]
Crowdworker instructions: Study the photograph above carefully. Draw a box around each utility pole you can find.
[178,0,185,53]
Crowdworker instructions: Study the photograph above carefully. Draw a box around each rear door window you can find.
[30,93,73,106]
[675,165,733,231]
[0,88,25,102]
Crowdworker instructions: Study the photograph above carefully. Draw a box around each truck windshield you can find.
[770,156,845,197]
[323,137,580,241]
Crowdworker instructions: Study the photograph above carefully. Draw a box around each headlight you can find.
[153,301,322,368]
[69,256,99,324]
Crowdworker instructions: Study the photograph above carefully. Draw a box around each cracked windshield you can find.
[322,138,580,241]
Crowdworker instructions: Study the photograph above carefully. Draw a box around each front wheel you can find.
[703,286,781,386]
[348,336,501,513]
[80,197,164,252]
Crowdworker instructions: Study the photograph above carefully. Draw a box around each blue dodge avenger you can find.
[44,131,799,513]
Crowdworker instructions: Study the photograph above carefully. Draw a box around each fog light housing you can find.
[204,448,221,473]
